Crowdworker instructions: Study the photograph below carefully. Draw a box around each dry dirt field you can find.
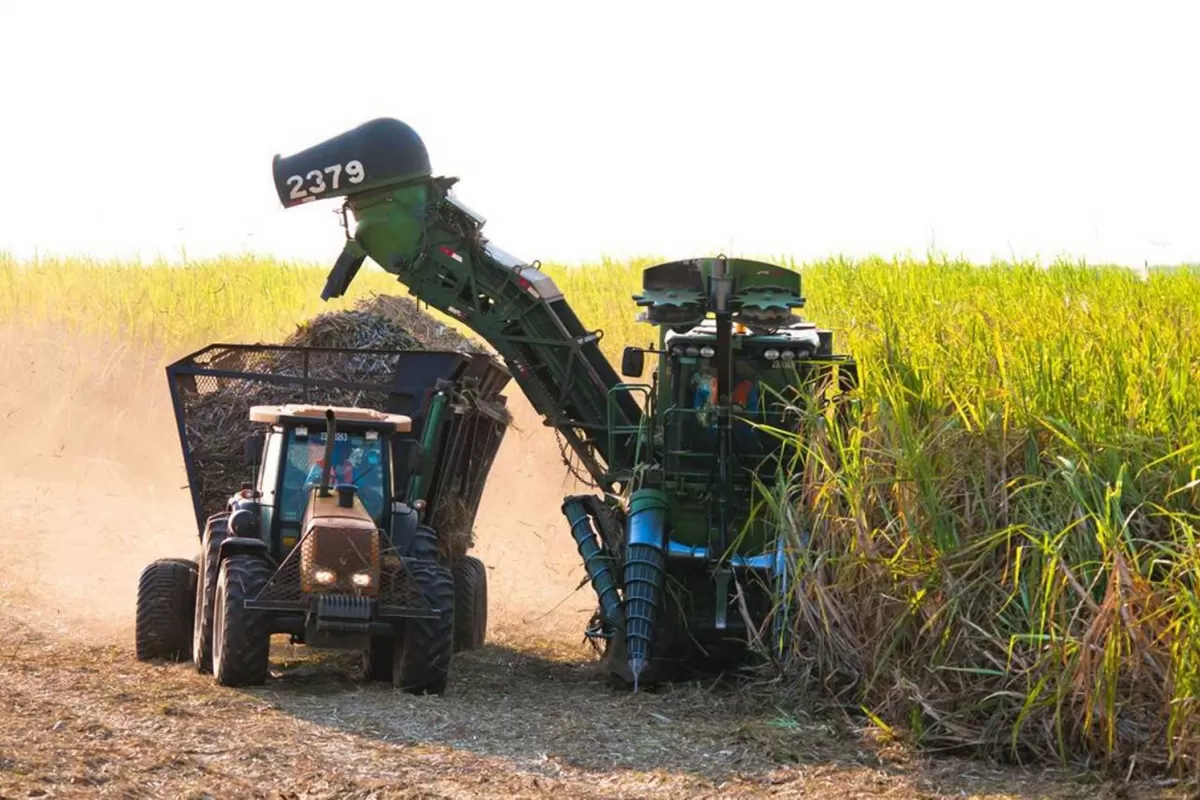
[0,331,1183,798]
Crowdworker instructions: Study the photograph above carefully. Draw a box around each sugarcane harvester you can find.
[271,119,857,687]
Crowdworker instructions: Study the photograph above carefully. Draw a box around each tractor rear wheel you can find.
[211,555,273,687]
[135,558,197,661]
[400,524,440,562]
[452,556,487,652]
[394,561,454,694]
[192,516,228,673]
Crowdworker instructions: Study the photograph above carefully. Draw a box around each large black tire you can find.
[211,555,274,687]
[192,515,228,673]
[394,561,455,695]
[400,523,440,562]
[452,556,487,652]
[135,558,197,661]
[362,525,442,683]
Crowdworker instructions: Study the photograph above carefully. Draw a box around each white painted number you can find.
[285,159,366,201]
[306,169,326,194]
[286,174,306,200]
[324,163,342,189]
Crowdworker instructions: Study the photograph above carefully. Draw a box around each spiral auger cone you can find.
[621,489,669,691]
[623,544,664,691]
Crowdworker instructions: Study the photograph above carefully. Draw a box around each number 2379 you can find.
[286,160,365,200]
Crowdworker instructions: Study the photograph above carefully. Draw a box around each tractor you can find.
[267,118,859,689]
[135,343,509,693]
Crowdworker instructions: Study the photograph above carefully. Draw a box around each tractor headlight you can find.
[764,349,780,360]
[313,568,337,585]
[351,572,373,588]
[699,346,715,358]
[780,349,796,361]
[685,346,700,357]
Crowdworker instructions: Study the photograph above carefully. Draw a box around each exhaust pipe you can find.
[318,409,337,498]
[623,489,668,690]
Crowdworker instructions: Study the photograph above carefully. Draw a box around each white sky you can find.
[1,1,1196,268]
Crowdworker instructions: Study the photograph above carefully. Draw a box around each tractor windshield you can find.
[278,428,386,523]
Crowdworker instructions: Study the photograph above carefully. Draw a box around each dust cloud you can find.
[0,326,595,650]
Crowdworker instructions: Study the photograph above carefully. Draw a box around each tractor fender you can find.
[388,502,420,552]
[199,511,230,542]
[217,537,272,566]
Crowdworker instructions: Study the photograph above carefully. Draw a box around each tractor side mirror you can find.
[621,346,645,378]
[243,432,266,467]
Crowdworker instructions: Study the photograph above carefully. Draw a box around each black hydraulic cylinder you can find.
[714,312,733,557]
[708,256,736,559]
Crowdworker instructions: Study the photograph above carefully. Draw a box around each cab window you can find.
[278,429,387,523]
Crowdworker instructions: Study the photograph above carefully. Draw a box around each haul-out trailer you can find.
[135,343,509,692]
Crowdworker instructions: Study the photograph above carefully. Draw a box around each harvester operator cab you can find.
[662,321,833,466]
[683,359,764,455]
[690,359,762,422]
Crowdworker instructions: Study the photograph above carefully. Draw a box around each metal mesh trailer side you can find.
[165,344,511,544]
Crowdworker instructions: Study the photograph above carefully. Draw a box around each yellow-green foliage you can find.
[0,252,651,362]
[0,253,402,352]
[758,257,1200,777]
[3,250,1199,776]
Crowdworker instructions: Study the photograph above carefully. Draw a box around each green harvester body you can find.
[271,118,858,686]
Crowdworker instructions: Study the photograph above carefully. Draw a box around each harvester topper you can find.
[271,118,858,687]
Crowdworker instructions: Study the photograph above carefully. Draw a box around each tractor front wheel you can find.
[135,558,197,661]
[452,556,487,652]
[192,516,228,673]
[394,561,454,694]
[211,555,273,687]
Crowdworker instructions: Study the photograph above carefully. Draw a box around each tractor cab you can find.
[242,404,409,557]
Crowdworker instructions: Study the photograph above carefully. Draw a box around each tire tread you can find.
[135,558,197,661]
[452,556,487,652]
[212,555,273,687]
[395,561,455,694]
[192,515,228,673]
